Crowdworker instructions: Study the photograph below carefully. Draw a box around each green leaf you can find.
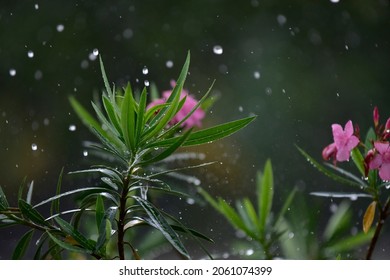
[121,83,136,153]
[99,55,113,97]
[258,159,274,238]
[19,199,48,226]
[351,147,365,177]
[95,195,105,230]
[50,168,64,217]
[54,217,95,251]
[135,87,147,144]
[34,187,113,208]
[0,186,9,211]
[149,116,257,148]
[325,230,374,254]
[323,201,351,241]
[274,187,297,227]
[139,128,193,166]
[69,96,106,137]
[26,181,34,204]
[12,229,34,259]
[142,52,190,140]
[132,196,190,259]
[102,95,122,135]
[296,146,362,188]
[46,231,90,254]
[95,219,112,253]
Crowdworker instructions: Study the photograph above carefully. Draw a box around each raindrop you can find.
[265,87,273,96]
[245,249,254,256]
[83,150,89,157]
[9,69,16,76]
[144,80,150,87]
[43,118,50,126]
[68,124,76,131]
[81,60,89,69]
[253,71,261,79]
[27,50,34,58]
[186,198,195,205]
[34,3,39,10]
[330,0,340,3]
[288,232,295,239]
[345,44,349,50]
[277,14,287,26]
[31,143,38,151]
[238,106,243,112]
[34,70,43,80]
[56,24,65,32]
[213,45,223,55]
[92,48,99,56]
[123,28,133,39]
[349,194,358,201]
[166,60,174,68]
[142,66,149,75]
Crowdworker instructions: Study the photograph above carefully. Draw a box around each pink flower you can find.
[147,80,205,128]
[322,120,359,162]
[368,141,390,181]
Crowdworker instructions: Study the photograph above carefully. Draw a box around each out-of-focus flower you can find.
[147,80,205,128]
[368,141,390,181]
[322,120,359,162]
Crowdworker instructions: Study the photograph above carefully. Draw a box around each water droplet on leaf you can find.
[142,66,149,75]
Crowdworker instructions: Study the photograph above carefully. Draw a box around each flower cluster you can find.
[322,107,390,181]
[147,80,205,128]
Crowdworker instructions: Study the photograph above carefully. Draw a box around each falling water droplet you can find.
[142,66,149,75]
[186,198,195,205]
[68,124,76,131]
[34,3,39,10]
[56,24,65,32]
[144,80,150,87]
[27,50,34,58]
[166,60,174,68]
[83,150,89,157]
[330,0,340,3]
[31,143,38,151]
[9,69,16,76]
[213,45,223,55]
[238,106,243,112]
[253,71,261,79]
[276,14,287,26]
[92,48,99,56]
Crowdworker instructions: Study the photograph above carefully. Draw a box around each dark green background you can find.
[1,0,389,259]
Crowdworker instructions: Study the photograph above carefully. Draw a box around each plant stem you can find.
[366,197,390,259]
[117,175,130,260]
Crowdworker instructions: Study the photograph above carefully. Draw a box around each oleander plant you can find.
[0,52,256,259]
[298,106,390,259]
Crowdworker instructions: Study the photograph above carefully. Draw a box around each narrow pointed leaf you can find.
[12,229,34,259]
[297,146,362,188]
[102,95,122,134]
[54,217,95,251]
[69,96,106,137]
[19,199,48,226]
[46,231,91,254]
[121,83,136,152]
[99,55,113,97]
[243,198,259,232]
[363,201,376,233]
[149,116,256,148]
[95,195,105,230]
[323,201,351,241]
[132,196,190,259]
[140,128,192,166]
[135,88,147,144]
[274,187,297,227]
[26,181,34,204]
[50,168,64,217]
[258,159,274,238]
[0,186,9,211]
[351,147,365,177]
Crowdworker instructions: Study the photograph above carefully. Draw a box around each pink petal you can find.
[322,143,337,160]
[336,146,351,162]
[331,124,344,141]
[344,120,354,137]
[379,162,390,181]
[374,142,390,155]
[346,135,359,150]
[369,154,383,170]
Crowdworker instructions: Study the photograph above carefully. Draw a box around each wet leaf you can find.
[54,217,95,251]
[19,199,48,226]
[132,196,190,259]
[12,229,34,259]
[258,159,274,238]
[0,186,9,211]
[363,201,377,233]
